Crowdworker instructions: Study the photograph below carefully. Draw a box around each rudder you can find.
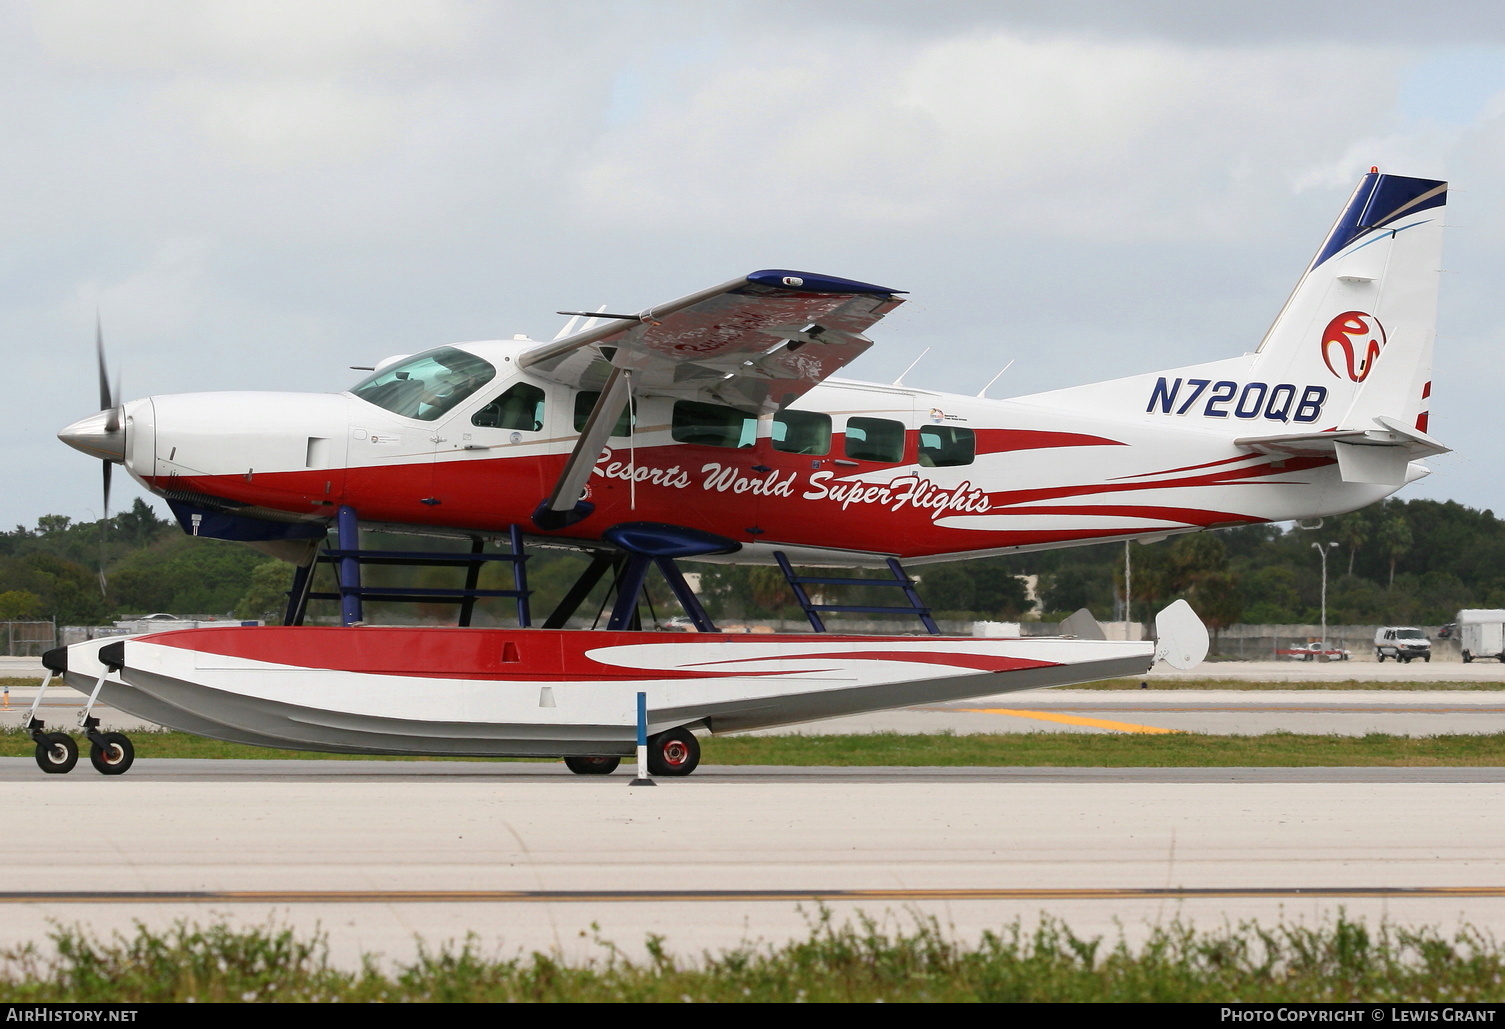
[1250,170,1447,435]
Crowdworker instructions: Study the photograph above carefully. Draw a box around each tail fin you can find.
[1012,170,1448,487]
[1251,170,1446,434]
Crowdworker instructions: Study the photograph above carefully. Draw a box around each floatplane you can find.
[34,170,1448,777]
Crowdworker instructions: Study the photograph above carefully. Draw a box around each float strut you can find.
[336,505,363,626]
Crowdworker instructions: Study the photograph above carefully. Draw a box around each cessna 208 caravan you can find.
[36,169,1447,778]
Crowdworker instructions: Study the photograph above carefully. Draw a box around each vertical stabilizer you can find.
[1252,171,1446,434]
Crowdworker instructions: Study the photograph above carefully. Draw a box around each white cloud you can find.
[570,30,1405,244]
[7,4,1505,525]
[157,79,415,168]
[27,0,471,75]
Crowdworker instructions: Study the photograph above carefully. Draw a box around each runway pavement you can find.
[4,656,1502,969]
[2,762,1504,969]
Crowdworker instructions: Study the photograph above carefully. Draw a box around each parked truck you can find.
[1374,627,1432,663]
[1458,609,1505,663]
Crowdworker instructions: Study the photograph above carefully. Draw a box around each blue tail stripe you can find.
[1311,172,1447,271]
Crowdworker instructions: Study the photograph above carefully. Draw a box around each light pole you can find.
[1312,541,1339,656]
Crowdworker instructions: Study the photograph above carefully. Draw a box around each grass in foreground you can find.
[704,731,1505,767]
[3,726,1504,766]
[2,912,1503,1002]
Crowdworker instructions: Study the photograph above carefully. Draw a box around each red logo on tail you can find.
[1321,311,1385,382]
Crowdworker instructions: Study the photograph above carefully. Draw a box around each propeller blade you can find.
[102,459,112,519]
[97,316,121,434]
[105,369,122,434]
[96,314,113,412]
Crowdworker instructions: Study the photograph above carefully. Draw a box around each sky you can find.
[6,0,1505,528]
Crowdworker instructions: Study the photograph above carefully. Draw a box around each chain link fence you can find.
[1,621,56,656]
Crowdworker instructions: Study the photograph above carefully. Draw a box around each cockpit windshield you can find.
[349,348,496,421]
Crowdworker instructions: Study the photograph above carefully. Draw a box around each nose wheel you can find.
[33,730,78,774]
[88,732,135,775]
[27,717,135,776]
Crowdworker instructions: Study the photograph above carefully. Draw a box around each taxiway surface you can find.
[3,761,1503,968]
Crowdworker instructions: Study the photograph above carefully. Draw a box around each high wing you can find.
[521,270,905,529]
[518,269,904,412]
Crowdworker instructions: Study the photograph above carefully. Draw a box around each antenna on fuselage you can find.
[976,360,1014,398]
[891,347,931,387]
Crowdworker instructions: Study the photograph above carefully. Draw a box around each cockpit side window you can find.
[473,383,545,431]
[350,348,496,421]
[573,391,634,437]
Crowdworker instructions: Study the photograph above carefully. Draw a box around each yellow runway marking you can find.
[953,708,1184,734]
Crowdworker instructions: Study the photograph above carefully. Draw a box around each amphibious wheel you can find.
[88,733,134,776]
[647,728,701,777]
[564,755,620,776]
[35,733,78,774]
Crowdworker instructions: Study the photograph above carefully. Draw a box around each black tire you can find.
[564,755,620,775]
[35,733,78,774]
[1423,655,1431,664]
[1376,653,1385,663]
[88,733,134,776]
[647,728,700,777]
[1464,651,1473,663]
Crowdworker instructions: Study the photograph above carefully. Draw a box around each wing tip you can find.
[745,269,905,296]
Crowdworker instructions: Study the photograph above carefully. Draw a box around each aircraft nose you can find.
[58,409,126,463]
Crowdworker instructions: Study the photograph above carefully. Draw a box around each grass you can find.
[4,726,1505,766]
[3,911,1504,1002]
[702,731,1505,767]
[1085,677,1505,691]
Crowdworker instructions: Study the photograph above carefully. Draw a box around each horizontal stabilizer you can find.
[1235,416,1447,486]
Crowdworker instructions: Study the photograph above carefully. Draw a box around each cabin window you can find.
[772,410,831,456]
[918,425,975,467]
[473,383,545,431]
[844,417,905,463]
[672,401,756,448]
[572,391,634,437]
[349,347,496,421]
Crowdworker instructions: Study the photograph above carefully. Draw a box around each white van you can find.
[1458,609,1505,663]
[1374,627,1431,663]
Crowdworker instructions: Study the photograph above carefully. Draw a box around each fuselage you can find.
[106,338,1393,566]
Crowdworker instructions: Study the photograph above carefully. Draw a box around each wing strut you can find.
[533,366,631,530]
